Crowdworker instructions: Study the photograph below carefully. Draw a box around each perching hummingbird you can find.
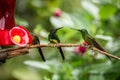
[32,35,46,62]
[76,29,111,60]
[48,27,65,60]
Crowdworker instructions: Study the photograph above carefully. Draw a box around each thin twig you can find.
[0,43,120,60]
[91,47,120,60]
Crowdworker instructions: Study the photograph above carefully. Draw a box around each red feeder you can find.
[0,0,16,30]
[0,0,16,46]
[0,0,33,47]
[0,30,13,46]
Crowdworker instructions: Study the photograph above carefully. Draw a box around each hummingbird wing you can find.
[88,34,111,60]
[48,28,60,43]
[37,45,46,62]
[55,35,60,43]
[88,34,105,51]
[57,47,65,60]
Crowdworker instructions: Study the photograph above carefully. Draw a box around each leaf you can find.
[24,60,62,73]
[81,0,99,19]
[99,4,117,20]
[83,63,112,74]
[12,68,40,80]
[96,35,113,41]
[104,62,120,80]
[50,12,74,28]
[24,60,51,71]
[90,74,104,80]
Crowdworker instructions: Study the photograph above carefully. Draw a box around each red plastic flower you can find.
[9,26,32,47]
[0,26,32,47]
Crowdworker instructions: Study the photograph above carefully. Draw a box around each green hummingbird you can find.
[48,27,65,60]
[33,35,46,62]
[76,29,111,60]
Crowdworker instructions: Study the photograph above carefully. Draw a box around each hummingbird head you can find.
[50,27,63,33]
[79,29,88,34]
[78,29,89,37]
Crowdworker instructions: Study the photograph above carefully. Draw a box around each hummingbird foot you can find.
[93,51,98,57]
[88,45,94,49]
[48,43,56,48]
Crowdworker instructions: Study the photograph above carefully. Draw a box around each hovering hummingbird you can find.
[33,35,46,62]
[75,29,111,60]
[48,27,65,60]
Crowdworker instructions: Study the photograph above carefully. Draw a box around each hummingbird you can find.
[75,29,111,60]
[48,27,65,60]
[32,35,46,62]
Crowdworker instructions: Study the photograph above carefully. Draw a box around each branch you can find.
[0,44,80,53]
[0,43,120,61]
[91,47,120,60]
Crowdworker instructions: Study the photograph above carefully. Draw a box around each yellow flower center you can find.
[13,35,21,43]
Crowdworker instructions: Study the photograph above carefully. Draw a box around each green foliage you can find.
[1,0,120,80]
[99,4,117,20]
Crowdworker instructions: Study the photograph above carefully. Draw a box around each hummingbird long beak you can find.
[57,27,63,30]
[70,28,83,33]
[76,29,82,32]
[52,27,63,32]
[70,28,79,31]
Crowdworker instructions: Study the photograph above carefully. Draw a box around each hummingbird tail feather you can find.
[58,47,65,60]
[38,47,46,62]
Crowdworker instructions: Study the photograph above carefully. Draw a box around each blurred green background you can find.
[1,0,120,80]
